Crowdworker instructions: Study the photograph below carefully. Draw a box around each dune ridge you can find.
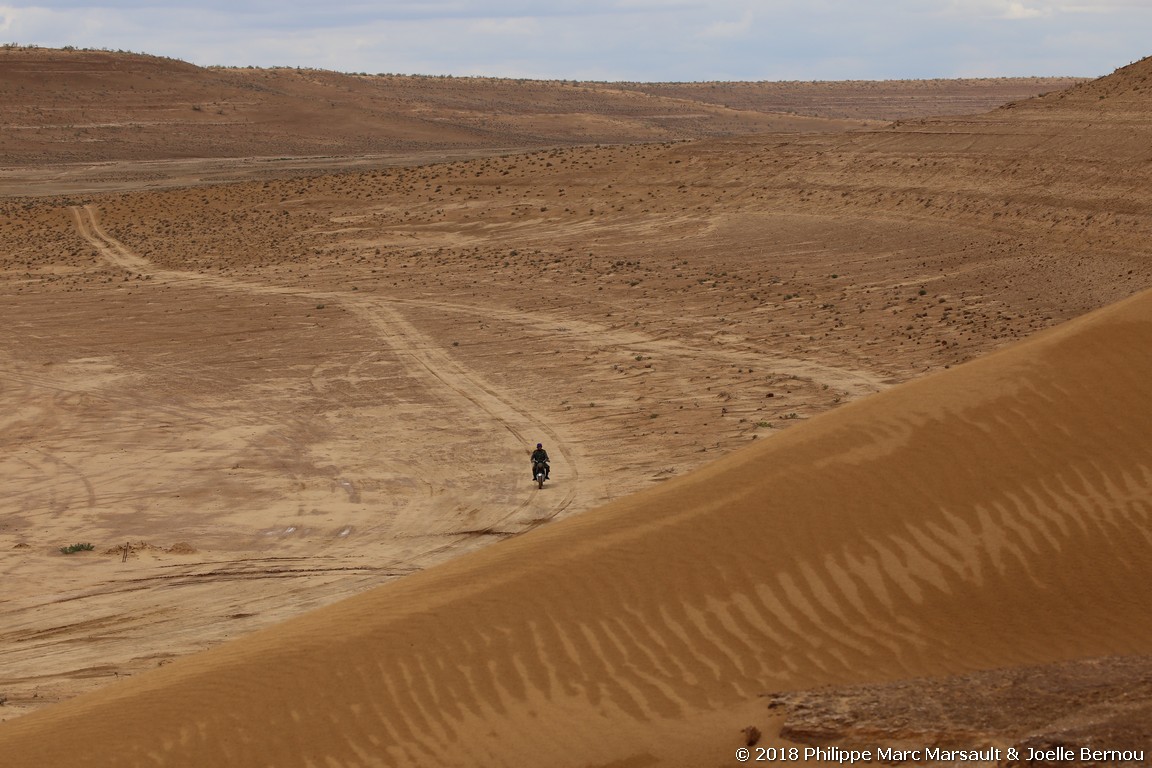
[1,276,1150,765]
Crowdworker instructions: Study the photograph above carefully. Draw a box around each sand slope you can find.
[1,276,1150,765]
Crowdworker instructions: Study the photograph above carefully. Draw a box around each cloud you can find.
[944,0,1148,18]
[0,1,1148,80]
[1002,2,1047,18]
[699,10,754,39]
[1,5,107,41]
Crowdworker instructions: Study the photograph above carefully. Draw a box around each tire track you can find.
[70,205,152,273]
[385,295,887,399]
[343,297,579,527]
[69,204,578,528]
[0,358,313,526]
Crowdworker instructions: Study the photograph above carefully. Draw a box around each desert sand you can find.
[1,47,1151,766]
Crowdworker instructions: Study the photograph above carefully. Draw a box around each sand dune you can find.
[2,279,1150,766]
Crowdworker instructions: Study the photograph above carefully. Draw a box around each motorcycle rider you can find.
[531,442,550,480]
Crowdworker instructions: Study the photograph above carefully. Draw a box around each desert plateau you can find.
[1,46,1151,767]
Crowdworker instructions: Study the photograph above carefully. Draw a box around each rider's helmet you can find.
[536,443,543,449]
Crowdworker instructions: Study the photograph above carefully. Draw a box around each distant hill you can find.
[1011,53,1152,111]
[615,76,1086,120]
[0,46,1080,165]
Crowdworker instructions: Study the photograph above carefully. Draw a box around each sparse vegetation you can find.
[59,543,95,555]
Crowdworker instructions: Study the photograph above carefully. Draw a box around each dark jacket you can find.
[531,448,549,463]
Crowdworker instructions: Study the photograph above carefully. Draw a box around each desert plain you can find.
[1,47,1151,767]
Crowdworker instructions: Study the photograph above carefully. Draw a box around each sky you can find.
[0,1,1149,81]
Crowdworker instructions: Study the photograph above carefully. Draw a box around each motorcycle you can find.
[532,459,549,489]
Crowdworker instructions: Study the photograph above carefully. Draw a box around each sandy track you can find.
[69,206,153,273]
[346,297,580,526]
[70,201,579,522]
[71,202,597,536]
[385,295,887,400]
